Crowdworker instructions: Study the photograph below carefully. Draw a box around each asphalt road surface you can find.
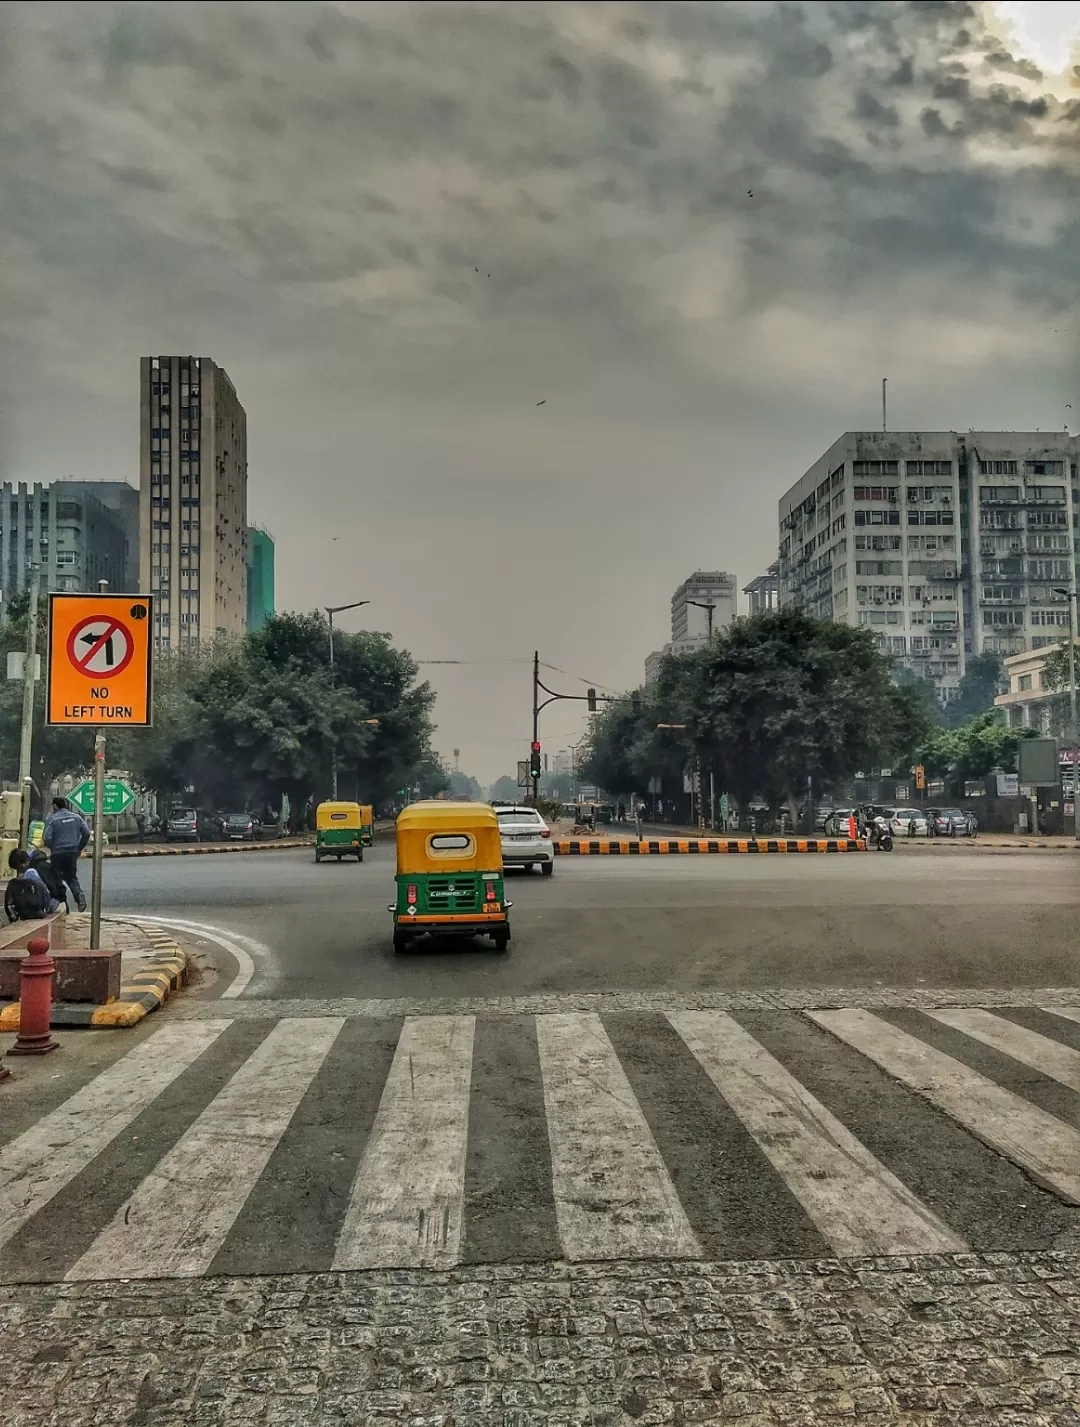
[93,843,1080,1001]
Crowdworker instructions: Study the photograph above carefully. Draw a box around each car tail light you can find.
[485,883,496,901]
[540,829,550,839]
[407,884,417,905]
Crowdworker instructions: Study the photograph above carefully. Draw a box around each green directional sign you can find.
[69,779,136,817]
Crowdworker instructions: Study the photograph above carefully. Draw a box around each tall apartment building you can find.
[139,356,249,649]
[57,480,140,589]
[0,481,128,601]
[645,570,738,682]
[777,431,1079,701]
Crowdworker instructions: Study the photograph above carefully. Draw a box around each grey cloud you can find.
[986,50,1044,83]
[853,91,900,127]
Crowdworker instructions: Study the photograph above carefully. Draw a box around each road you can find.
[4,846,1080,1424]
[95,843,1080,1000]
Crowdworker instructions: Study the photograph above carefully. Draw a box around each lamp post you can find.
[326,600,370,799]
[657,722,704,827]
[686,599,716,640]
[1052,585,1079,840]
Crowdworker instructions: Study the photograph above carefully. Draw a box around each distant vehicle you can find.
[495,804,555,875]
[927,807,967,836]
[885,807,928,837]
[819,807,855,834]
[166,807,202,843]
[225,812,257,842]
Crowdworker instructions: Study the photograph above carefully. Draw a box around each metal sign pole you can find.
[90,733,105,950]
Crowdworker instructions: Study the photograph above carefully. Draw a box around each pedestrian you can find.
[926,809,936,838]
[965,809,978,838]
[135,809,147,842]
[617,801,626,823]
[28,848,69,908]
[43,796,90,912]
[5,849,59,921]
[635,802,645,840]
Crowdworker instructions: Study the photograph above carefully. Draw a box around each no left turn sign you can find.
[66,615,135,678]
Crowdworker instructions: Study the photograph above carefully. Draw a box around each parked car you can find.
[926,807,967,836]
[165,807,202,843]
[495,804,555,875]
[225,811,257,842]
[885,807,929,837]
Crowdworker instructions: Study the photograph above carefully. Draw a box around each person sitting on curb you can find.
[28,847,71,910]
[43,796,90,912]
[5,848,61,921]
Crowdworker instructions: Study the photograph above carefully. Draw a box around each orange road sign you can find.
[46,594,153,726]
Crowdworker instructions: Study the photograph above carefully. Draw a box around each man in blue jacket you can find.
[43,797,90,911]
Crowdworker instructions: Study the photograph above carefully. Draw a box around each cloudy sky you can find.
[2,1,1078,784]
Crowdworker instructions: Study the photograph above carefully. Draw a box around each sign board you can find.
[6,652,40,682]
[914,765,926,790]
[895,785,910,802]
[517,760,530,788]
[47,594,153,726]
[996,772,1020,798]
[880,767,892,778]
[68,779,135,817]
[647,776,661,794]
[1017,737,1059,788]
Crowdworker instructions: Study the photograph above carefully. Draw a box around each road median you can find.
[0,919,188,1030]
[104,838,313,858]
[555,837,865,854]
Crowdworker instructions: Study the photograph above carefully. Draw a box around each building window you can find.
[906,460,952,476]
[1027,461,1064,476]
[853,460,899,477]
[853,486,898,502]
[1018,674,1033,691]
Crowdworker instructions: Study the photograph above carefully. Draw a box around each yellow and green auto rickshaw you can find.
[359,803,375,847]
[314,801,364,862]
[390,801,511,954]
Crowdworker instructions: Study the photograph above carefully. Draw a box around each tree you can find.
[489,775,521,802]
[941,651,1006,727]
[448,771,482,801]
[918,709,1036,794]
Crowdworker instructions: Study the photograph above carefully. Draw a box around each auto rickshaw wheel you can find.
[393,931,409,953]
[493,931,510,953]
[314,850,322,863]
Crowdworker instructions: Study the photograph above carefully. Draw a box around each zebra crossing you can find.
[2,1004,1079,1284]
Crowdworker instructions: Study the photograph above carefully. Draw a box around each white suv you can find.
[496,805,555,875]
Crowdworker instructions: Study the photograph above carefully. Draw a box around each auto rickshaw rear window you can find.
[429,834,473,853]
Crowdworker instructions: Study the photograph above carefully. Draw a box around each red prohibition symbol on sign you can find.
[66,615,135,679]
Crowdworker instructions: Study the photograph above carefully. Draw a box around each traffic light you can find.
[530,741,542,780]
[587,688,597,712]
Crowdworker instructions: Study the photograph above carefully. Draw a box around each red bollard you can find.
[7,936,59,1058]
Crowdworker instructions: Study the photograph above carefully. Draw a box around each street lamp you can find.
[326,600,370,799]
[686,600,716,640]
[1051,586,1079,838]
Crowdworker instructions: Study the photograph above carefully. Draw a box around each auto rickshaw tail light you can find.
[407,883,418,905]
[485,882,496,901]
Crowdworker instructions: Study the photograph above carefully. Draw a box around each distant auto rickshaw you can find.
[314,801,364,863]
[358,803,375,847]
[390,801,511,954]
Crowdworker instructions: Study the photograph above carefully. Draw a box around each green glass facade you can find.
[246,526,275,631]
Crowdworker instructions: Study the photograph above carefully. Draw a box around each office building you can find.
[645,570,738,682]
[246,526,275,631]
[777,431,1079,702]
[744,563,780,614]
[139,355,249,649]
[0,481,128,601]
[57,480,140,589]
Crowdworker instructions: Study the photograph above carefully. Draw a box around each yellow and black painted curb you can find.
[554,837,866,855]
[104,839,314,858]
[0,922,188,1031]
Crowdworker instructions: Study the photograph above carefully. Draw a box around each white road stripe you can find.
[127,916,264,997]
[811,1009,1080,1206]
[928,1008,1080,1092]
[669,1011,964,1257]
[67,1017,342,1280]
[333,1015,474,1271]
[0,1021,230,1254]
[535,1013,700,1262]
[1044,1007,1080,1029]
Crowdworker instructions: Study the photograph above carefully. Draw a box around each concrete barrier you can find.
[554,837,866,855]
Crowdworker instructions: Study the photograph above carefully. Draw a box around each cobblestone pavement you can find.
[3,1253,1080,1426]
[64,913,158,957]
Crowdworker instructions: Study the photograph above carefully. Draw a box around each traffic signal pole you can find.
[90,733,105,950]
[531,651,637,807]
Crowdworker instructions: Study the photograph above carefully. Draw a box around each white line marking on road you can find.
[334,1015,474,1271]
[811,1009,1080,1206]
[1044,1007,1080,1029]
[535,1012,700,1262]
[928,1008,1080,1092]
[668,1011,965,1257]
[0,1021,230,1256]
[128,915,265,997]
[67,1017,343,1281]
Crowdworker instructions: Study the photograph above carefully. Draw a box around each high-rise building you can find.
[57,480,140,589]
[0,481,128,601]
[777,431,1079,702]
[645,570,738,682]
[743,563,780,614]
[139,355,248,649]
[246,526,275,631]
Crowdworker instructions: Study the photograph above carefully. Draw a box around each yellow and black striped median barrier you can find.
[554,837,866,855]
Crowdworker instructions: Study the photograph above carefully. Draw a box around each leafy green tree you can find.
[489,775,521,802]
[918,709,1036,794]
[448,771,482,800]
[940,651,1006,727]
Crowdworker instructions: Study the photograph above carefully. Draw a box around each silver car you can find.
[496,805,555,875]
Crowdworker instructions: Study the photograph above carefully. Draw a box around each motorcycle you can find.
[869,816,893,852]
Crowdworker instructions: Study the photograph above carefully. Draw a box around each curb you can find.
[0,922,188,1031]
[104,839,314,858]
[554,838,866,855]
